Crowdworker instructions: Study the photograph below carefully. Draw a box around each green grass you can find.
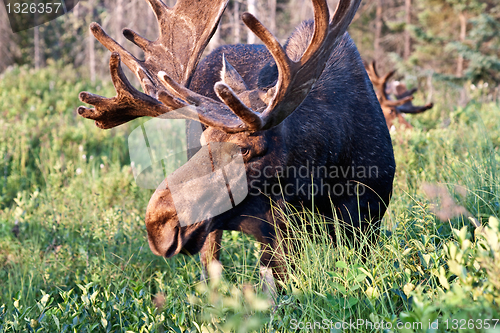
[0,63,499,332]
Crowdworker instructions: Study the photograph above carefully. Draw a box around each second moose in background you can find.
[366,61,434,130]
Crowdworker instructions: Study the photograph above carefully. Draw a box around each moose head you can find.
[78,0,395,289]
[365,61,434,130]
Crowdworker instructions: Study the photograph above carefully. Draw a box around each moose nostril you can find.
[164,226,180,258]
[147,224,181,258]
[165,244,179,258]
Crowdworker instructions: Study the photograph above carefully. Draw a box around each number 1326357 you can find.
[6,3,61,14]
[444,319,499,330]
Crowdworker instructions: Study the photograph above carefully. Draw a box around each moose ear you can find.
[220,54,248,94]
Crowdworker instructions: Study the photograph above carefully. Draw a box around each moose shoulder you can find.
[78,0,395,288]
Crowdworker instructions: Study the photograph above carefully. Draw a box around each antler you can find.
[365,61,413,109]
[78,0,230,129]
[157,0,362,132]
[365,61,433,115]
[78,0,361,133]
[237,0,361,130]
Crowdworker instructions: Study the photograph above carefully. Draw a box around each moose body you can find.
[78,0,395,286]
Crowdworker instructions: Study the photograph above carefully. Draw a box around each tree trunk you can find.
[208,21,221,52]
[267,0,276,35]
[115,0,125,45]
[145,1,156,39]
[34,26,41,69]
[456,12,466,77]
[88,0,96,82]
[247,0,256,44]
[0,6,15,72]
[404,0,411,60]
[234,1,241,44]
[426,72,434,105]
[374,0,383,62]
[74,2,79,18]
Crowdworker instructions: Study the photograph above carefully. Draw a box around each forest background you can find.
[1,0,499,96]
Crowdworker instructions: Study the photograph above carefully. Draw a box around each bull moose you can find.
[365,61,434,130]
[77,0,395,289]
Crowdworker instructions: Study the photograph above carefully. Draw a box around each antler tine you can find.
[90,23,139,67]
[78,53,177,129]
[393,82,434,114]
[366,61,379,78]
[90,23,153,89]
[381,70,396,86]
[214,83,263,130]
[300,0,330,64]
[145,0,170,20]
[240,13,291,116]
[366,61,395,98]
[397,102,434,114]
[122,29,152,53]
[381,95,413,108]
[365,62,402,107]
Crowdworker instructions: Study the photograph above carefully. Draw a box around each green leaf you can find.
[101,317,108,329]
[331,282,347,295]
[335,261,348,269]
[52,315,60,330]
[438,266,450,290]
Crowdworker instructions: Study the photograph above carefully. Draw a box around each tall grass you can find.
[0,63,499,332]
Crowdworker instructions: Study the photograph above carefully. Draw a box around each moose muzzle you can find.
[145,142,248,257]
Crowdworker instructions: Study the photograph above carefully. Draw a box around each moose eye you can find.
[240,147,250,156]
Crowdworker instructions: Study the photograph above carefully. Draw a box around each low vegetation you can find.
[0,63,499,332]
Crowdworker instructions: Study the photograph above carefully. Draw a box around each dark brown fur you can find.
[146,23,395,284]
